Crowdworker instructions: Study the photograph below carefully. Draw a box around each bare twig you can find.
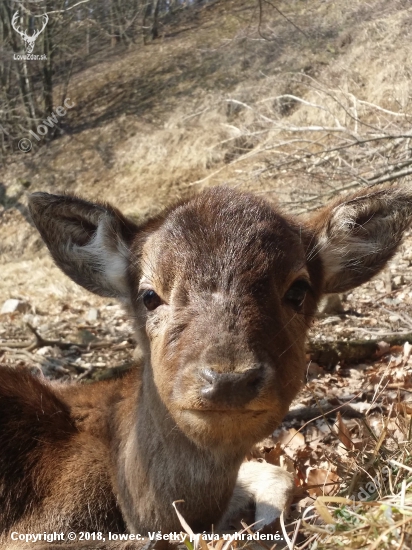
[0,323,131,353]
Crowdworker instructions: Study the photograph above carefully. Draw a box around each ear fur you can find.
[308,185,412,293]
[29,193,139,298]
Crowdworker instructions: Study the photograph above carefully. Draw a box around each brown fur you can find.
[2,185,412,548]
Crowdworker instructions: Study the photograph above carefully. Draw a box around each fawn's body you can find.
[1,366,242,533]
[1,185,411,548]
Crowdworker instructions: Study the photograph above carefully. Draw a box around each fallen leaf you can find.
[336,412,354,450]
[306,469,340,497]
[264,443,283,466]
[376,341,390,357]
[275,428,305,451]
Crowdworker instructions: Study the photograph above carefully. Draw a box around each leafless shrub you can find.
[194,74,412,212]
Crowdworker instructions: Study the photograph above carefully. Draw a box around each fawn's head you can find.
[29,186,412,450]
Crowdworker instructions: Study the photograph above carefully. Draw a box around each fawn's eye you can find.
[284,280,311,311]
[142,290,162,311]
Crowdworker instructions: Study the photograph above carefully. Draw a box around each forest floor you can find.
[2,0,412,547]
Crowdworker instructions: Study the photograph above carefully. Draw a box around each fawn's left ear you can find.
[29,192,139,298]
[308,186,412,293]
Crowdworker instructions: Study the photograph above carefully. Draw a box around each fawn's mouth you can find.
[182,409,268,415]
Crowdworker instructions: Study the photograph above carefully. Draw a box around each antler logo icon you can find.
[11,11,49,54]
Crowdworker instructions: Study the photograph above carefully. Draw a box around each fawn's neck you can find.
[115,372,245,533]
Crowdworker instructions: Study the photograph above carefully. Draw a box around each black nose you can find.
[199,366,264,407]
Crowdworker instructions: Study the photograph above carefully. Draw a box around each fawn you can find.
[1,185,411,549]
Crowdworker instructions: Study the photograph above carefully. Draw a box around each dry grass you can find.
[297,413,412,549]
[167,409,412,550]
[3,0,412,226]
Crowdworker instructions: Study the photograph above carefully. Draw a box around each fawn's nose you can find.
[199,366,264,407]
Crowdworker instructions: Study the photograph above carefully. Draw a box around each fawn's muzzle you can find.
[199,366,264,407]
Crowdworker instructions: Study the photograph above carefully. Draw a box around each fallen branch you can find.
[308,333,412,367]
[284,403,363,423]
[0,323,133,353]
[25,323,78,350]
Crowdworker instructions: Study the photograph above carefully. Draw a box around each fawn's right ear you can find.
[29,193,139,298]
